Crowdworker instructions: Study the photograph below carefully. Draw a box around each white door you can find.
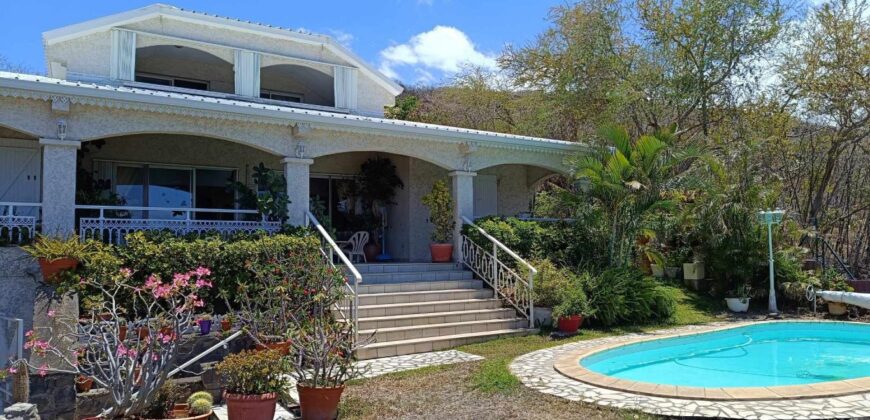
[0,146,41,216]
[473,174,498,218]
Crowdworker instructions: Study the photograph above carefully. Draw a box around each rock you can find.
[4,402,39,420]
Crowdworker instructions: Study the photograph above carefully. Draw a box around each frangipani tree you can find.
[13,267,212,418]
[568,125,715,266]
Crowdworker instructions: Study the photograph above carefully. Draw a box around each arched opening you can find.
[76,134,283,227]
[260,64,335,107]
[135,45,235,93]
[474,164,564,219]
[311,151,450,262]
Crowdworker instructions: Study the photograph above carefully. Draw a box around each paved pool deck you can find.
[511,322,870,419]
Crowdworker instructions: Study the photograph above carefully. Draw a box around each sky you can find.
[0,0,564,85]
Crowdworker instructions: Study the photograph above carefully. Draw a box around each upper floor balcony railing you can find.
[76,205,281,245]
[0,202,41,244]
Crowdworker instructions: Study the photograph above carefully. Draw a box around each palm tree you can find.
[568,125,711,267]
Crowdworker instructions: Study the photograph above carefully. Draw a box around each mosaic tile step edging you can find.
[510,323,870,419]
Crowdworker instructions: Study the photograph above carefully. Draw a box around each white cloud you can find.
[328,29,354,48]
[378,26,498,83]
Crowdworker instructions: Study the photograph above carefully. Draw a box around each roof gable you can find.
[42,3,403,96]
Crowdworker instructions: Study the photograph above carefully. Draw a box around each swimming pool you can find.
[555,322,870,399]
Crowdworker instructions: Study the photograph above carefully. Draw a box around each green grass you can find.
[458,283,725,394]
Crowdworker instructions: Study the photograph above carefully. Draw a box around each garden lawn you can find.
[339,284,725,419]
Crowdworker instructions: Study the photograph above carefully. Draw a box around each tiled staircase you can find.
[349,263,533,360]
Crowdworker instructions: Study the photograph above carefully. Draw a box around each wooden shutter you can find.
[234,50,261,97]
[110,29,136,81]
[334,66,358,110]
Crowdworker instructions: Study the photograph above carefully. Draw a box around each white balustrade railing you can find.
[76,205,280,244]
[305,210,362,344]
[0,202,40,243]
[0,317,23,404]
[461,216,536,326]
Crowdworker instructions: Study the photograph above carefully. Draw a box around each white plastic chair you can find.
[342,231,369,263]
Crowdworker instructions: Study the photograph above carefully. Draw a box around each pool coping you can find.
[554,320,870,401]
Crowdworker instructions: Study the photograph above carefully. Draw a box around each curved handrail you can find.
[460,216,536,326]
[305,210,361,343]
[461,216,538,276]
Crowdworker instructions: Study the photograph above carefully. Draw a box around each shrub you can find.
[186,390,214,406]
[583,267,676,326]
[552,286,593,319]
[526,259,576,308]
[216,350,291,395]
[140,381,184,419]
[421,180,455,243]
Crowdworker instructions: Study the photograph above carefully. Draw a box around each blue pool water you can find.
[581,322,870,388]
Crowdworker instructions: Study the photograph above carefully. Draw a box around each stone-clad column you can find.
[282,157,313,226]
[39,139,80,238]
[449,171,476,261]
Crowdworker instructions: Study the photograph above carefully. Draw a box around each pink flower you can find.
[25,330,33,338]
[194,278,213,289]
[47,310,56,318]
[144,275,161,289]
[37,364,48,377]
[7,366,17,374]
[194,267,211,277]
[119,268,133,278]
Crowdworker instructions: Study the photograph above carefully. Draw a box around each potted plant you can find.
[526,260,571,328]
[197,315,213,336]
[683,249,706,281]
[76,375,94,393]
[216,349,290,420]
[220,314,234,332]
[22,234,94,282]
[421,180,455,262]
[358,157,404,260]
[552,286,592,335]
[725,283,751,312]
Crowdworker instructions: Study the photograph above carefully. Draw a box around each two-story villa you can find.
[0,5,582,365]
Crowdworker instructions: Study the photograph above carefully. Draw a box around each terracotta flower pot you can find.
[224,391,277,420]
[167,403,213,420]
[75,375,94,393]
[118,325,127,342]
[363,242,381,262]
[138,326,149,340]
[221,319,232,332]
[37,257,78,283]
[255,339,291,356]
[429,243,453,262]
[557,315,583,334]
[297,384,345,420]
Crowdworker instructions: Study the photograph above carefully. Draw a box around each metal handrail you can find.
[304,210,362,343]
[461,216,536,326]
[74,205,261,215]
[168,329,244,377]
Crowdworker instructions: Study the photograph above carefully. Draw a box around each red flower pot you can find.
[557,315,583,334]
[75,375,94,393]
[255,340,291,356]
[118,325,128,342]
[224,391,277,420]
[429,243,453,262]
[221,319,232,332]
[138,326,149,340]
[297,385,345,420]
[37,257,78,283]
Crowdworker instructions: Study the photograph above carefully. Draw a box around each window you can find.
[108,162,236,220]
[260,89,303,103]
[135,73,210,91]
[310,175,358,232]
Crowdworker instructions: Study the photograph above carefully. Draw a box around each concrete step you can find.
[354,280,483,295]
[356,328,537,360]
[362,318,529,343]
[358,308,517,330]
[358,270,474,284]
[358,288,493,306]
[357,298,503,318]
[350,262,463,274]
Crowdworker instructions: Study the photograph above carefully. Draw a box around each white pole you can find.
[767,222,779,314]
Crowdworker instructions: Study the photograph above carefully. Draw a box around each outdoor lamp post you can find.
[758,209,785,315]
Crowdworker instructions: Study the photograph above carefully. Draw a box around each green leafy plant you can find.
[584,267,676,326]
[230,162,288,222]
[22,234,95,262]
[358,157,404,207]
[421,180,455,243]
[216,349,291,395]
[525,259,573,308]
[140,381,184,419]
[552,286,593,319]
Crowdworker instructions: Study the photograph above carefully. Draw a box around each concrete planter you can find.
[725,297,750,312]
[828,302,848,316]
[533,307,553,328]
[683,262,705,280]
[650,264,664,278]
[664,266,680,279]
